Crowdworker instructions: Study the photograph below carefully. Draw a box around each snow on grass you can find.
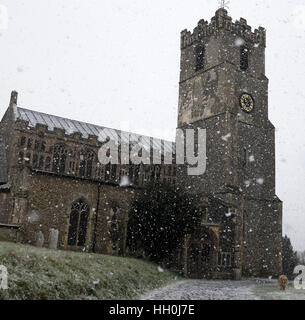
[2,242,304,301]
[142,279,258,300]
[0,242,180,300]
[254,282,305,300]
[143,279,305,300]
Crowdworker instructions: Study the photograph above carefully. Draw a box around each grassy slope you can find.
[0,242,180,300]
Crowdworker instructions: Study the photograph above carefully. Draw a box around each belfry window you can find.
[34,140,40,151]
[240,45,249,71]
[195,45,205,71]
[27,138,32,149]
[20,136,26,147]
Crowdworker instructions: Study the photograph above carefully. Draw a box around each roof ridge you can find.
[16,106,175,146]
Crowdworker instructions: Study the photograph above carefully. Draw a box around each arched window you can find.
[52,153,59,173]
[34,140,40,150]
[38,155,44,169]
[33,154,39,169]
[25,152,31,164]
[111,164,117,181]
[105,163,111,181]
[41,141,46,151]
[52,144,67,174]
[20,136,26,147]
[240,45,249,71]
[59,154,66,173]
[86,151,95,178]
[79,153,85,177]
[195,45,205,71]
[86,159,93,178]
[18,151,24,164]
[67,199,90,247]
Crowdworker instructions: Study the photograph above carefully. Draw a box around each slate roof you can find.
[16,107,175,155]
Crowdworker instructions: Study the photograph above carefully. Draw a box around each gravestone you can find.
[233,268,242,281]
[49,228,59,250]
[36,231,44,247]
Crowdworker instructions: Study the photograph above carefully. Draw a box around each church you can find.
[0,8,282,279]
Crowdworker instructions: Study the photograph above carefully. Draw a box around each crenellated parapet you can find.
[181,9,266,49]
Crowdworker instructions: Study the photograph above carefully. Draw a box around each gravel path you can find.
[142,279,305,300]
[142,279,259,300]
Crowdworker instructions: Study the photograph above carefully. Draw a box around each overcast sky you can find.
[0,0,304,250]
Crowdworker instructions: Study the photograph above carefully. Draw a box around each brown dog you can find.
[278,275,288,291]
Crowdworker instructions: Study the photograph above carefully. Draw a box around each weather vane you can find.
[218,0,230,9]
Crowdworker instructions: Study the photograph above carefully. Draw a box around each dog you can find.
[278,275,288,291]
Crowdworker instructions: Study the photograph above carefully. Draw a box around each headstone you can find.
[233,268,242,281]
[36,231,44,247]
[49,228,59,250]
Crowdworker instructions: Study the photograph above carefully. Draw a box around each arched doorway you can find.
[67,199,90,247]
[187,227,218,278]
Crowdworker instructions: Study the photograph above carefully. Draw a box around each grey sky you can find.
[0,0,304,250]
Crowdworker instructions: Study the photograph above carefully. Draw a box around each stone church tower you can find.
[177,9,282,277]
[0,7,282,280]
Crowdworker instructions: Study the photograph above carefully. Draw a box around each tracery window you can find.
[18,151,24,164]
[67,199,90,247]
[60,154,66,173]
[25,152,31,164]
[52,153,60,173]
[52,144,66,174]
[32,154,39,169]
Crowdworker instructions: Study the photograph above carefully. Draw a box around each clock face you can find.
[240,93,254,113]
